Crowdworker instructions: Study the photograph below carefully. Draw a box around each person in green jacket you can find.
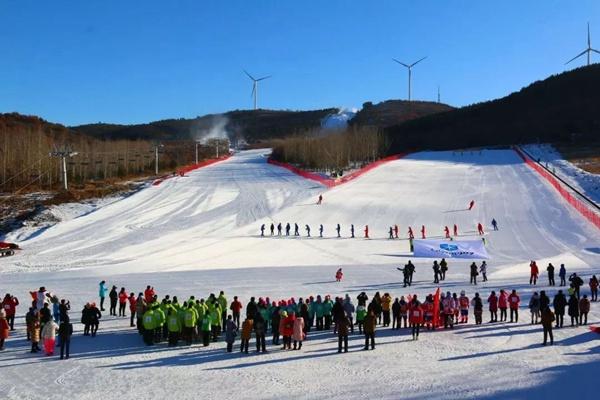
[218,291,228,329]
[167,308,181,347]
[323,296,334,330]
[314,296,325,331]
[201,314,212,346]
[183,304,197,345]
[142,308,155,345]
[210,305,221,342]
[356,305,367,333]
[152,306,165,343]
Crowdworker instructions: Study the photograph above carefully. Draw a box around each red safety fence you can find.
[514,147,600,230]
[267,153,407,188]
[152,154,232,186]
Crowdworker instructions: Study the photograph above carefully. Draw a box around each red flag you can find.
[432,288,441,329]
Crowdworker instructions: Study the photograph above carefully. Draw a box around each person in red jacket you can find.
[409,296,424,340]
[477,223,484,235]
[421,225,426,239]
[128,293,137,327]
[280,312,296,350]
[0,310,9,350]
[453,224,458,237]
[1,294,19,331]
[230,296,243,327]
[529,261,539,285]
[408,226,414,239]
[335,268,343,282]
[144,286,155,303]
[364,225,369,239]
[498,289,509,322]
[394,225,399,239]
[508,290,520,322]
[444,226,450,239]
[317,194,323,205]
[487,291,498,323]
[118,288,128,317]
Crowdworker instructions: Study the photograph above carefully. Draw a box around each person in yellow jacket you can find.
[183,304,197,345]
[381,293,393,327]
[167,308,181,347]
[152,305,165,344]
[218,291,228,329]
[240,317,253,354]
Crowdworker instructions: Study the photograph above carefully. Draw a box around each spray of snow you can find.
[192,115,230,144]
[321,108,358,130]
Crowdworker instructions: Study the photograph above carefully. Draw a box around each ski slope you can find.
[0,148,599,400]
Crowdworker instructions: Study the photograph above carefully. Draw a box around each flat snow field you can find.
[1,148,599,400]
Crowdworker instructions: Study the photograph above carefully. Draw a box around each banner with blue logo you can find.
[412,239,489,259]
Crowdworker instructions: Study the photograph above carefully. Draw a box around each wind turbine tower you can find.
[392,56,427,101]
[565,22,600,66]
[244,70,272,110]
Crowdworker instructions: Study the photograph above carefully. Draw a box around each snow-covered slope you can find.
[0,148,599,400]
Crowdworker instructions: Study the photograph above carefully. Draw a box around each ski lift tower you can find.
[49,145,78,190]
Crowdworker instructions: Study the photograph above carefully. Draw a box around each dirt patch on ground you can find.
[555,142,600,174]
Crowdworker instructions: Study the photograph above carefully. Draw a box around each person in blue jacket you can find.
[98,281,108,311]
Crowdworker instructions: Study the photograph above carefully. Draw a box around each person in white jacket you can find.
[480,261,488,282]
[41,320,59,356]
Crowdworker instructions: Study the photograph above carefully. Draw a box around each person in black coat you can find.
[109,286,118,316]
[246,297,258,319]
[300,301,310,334]
[270,306,281,345]
[546,263,555,286]
[569,273,584,298]
[39,303,52,325]
[357,292,368,307]
[332,298,345,333]
[58,315,73,360]
[81,304,92,335]
[568,294,579,326]
[552,290,567,328]
[90,304,102,336]
[539,291,550,310]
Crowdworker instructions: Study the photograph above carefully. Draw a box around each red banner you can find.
[432,288,441,329]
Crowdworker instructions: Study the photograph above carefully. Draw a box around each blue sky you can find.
[1,1,598,125]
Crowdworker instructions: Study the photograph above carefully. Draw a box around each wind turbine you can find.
[565,22,600,66]
[244,70,271,110]
[392,56,427,101]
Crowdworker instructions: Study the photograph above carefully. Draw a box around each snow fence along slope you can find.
[1,148,599,275]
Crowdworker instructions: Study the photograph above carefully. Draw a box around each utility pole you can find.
[49,145,78,190]
[153,142,164,175]
[216,140,219,158]
[437,85,440,103]
[195,142,200,164]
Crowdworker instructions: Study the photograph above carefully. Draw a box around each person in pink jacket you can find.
[292,316,305,350]
[498,289,509,322]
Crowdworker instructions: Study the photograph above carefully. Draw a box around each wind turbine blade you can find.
[392,58,410,68]
[256,75,272,81]
[243,69,256,81]
[565,49,588,65]
[591,48,600,55]
[410,56,427,68]
[251,84,255,98]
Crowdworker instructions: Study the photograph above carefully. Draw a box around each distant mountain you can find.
[385,65,600,153]
[72,109,339,144]
[350,100,454,128]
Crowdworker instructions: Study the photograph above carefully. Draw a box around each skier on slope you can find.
[285,223,290,236]
[453,224,458,237]
[468,200,475,210]
[260,224,265,236]
[477,223,485,235]
[388,227,394,239]
[336,224,341,238]
[270,223,275,236]
[294,223,300,236]
[317,194,323,205]
[444,226,450,239]
[421,225,426,239]
[350,224,355,238]
[364,225,369,239]
[408,226,414,239]
[305,225,311,237]
[394,225,399,239]
[277,223,282,236]
[491,218,498,231]
[319,224,324,238]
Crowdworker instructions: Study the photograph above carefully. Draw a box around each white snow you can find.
[0,148,599,400]
[523,144,600,205]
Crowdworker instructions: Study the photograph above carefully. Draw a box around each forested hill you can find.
[384,65,600,153]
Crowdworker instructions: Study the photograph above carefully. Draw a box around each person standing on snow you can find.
[224,315,237,352]
[444,226,450,239]
[1,294,19,331]
[277,223,282,236]
[388,227,394,239]
[294,223,300,236]
[509,290,520,323]
[305,225,311,237]
[394,224,399,238]
[569,273,584,298]
[589,275,599,301]
[240,317,253,354]
[364,225,369,239]
[335,268,343,282]
[270,223,275,236]
[319,224,324,238]
[41,318,59,356]
[568,294,579,326]
[421,225,426,239]
[458,291,470,324]
[432,261,441,284]
[128,293,137,327]
[409,296,423,340]
[317,194,323,205]
[529,261,539,285]
[470,262,478,285]
[453,224,458,237]
[529,292,541,324]
[491,218,498,231]
[559,264,567,286]
[285,223,290,236]
[0,310,9,351]
[98,281,108,312]
[254,312,267,352]
[440,258,448,280]
[336,224,341,238]
[109,286,118,316]
[472,293,483,325]
[480,261,488,282]
[498,289,508,322]
[541,307,555,346]
[547,263,555,286]
[260,224,265,236]
[552,290,567,328]
[579,295,590,325]
[230,296,243,327]
[337,315,350,353]
[363,310,376,350]
[58,315,73,359]
[292,313,305,350]
[408,226,414,239]
[350,224,355,238]
[118,288,128,317]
